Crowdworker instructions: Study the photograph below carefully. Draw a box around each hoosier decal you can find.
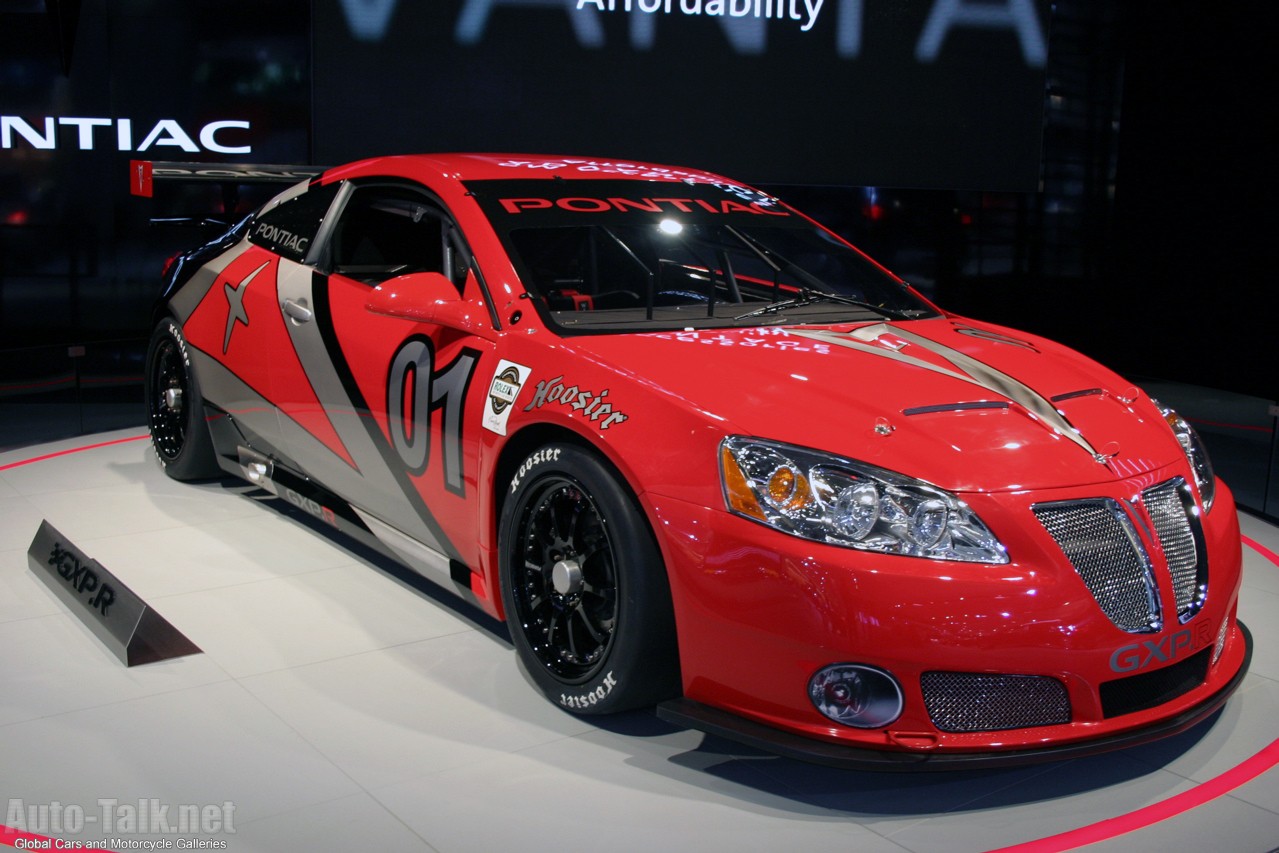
[522,375,628,430]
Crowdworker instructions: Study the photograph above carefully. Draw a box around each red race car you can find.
[144,154,1249,769]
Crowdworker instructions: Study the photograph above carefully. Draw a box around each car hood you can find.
[566,317,1179,493]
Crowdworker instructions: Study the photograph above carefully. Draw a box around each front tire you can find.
[145,319,221,480]
[500,443,680,714]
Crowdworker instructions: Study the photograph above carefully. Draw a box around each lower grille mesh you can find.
[921,672,1071,732]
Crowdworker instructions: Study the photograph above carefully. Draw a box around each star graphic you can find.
[222,261,270,354]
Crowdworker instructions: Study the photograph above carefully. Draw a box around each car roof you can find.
[321,153,741,189]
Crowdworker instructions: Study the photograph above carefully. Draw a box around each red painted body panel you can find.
[648,478,1242,754]
[161,153,1248,763]
[326,272,491,566]
[549,319,1182,496]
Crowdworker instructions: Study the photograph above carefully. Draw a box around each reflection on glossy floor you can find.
[3,429,1279,853]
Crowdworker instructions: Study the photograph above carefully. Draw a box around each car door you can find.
[269,179,496,580]
[177,177,336,454]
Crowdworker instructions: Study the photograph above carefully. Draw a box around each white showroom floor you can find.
[2,428,1279,853]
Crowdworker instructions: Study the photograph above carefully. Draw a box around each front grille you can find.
[921,672,1071,732]
[1033,478,1208,633]
[1032,499,1160,633]
[1100,647,1211,718]
[1143,479,1206,620]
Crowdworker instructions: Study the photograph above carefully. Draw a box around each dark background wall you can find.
[312,0,1051,189]
[1107,0,1271,397]
[0,0,1273,512]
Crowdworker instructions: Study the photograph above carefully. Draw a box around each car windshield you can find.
[466,179,938,333]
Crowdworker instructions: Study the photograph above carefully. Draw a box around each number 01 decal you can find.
[386,337,480,495]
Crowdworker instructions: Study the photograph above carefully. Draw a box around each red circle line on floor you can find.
[1243,534,1279,570]
[988,738,1279,853]
[991,535,1279,851]
[2,436,1277,852]
[0,433,149,472]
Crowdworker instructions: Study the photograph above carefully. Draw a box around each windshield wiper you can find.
[726,226,859,306]
[734,289,915,321]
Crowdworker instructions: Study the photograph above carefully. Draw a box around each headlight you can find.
[1152,399,1216,512]
[720,437,1008,564]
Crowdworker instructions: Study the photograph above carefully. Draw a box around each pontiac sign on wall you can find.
[1,117,253,154]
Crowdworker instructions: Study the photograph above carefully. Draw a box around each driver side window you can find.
[328,185,468,292]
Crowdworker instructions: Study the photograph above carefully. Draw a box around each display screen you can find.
[314,0,1050,190]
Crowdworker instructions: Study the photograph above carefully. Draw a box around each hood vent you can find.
[902,401,1010,416]
[1051,388,1105,403]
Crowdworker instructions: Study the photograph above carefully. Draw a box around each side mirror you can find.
[365,272,489,333]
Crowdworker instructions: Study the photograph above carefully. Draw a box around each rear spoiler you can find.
[129,160,329,198]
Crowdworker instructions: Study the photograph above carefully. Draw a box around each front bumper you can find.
[648,469,1248,764]
[657,621,1252,770]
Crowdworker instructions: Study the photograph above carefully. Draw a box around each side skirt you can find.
[206,406,483,610]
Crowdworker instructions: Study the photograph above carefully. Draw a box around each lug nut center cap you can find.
[551,559,583,596]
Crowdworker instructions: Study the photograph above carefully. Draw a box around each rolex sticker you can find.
[483,360,532,435]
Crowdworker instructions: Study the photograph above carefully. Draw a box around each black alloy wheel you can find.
[511,475,618,680]
[145,320,221,480]
[149,332,189,462]
[500,443,680,714]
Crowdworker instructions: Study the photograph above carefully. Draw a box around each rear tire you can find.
[145,319,221,480]
[500,443,680,714]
